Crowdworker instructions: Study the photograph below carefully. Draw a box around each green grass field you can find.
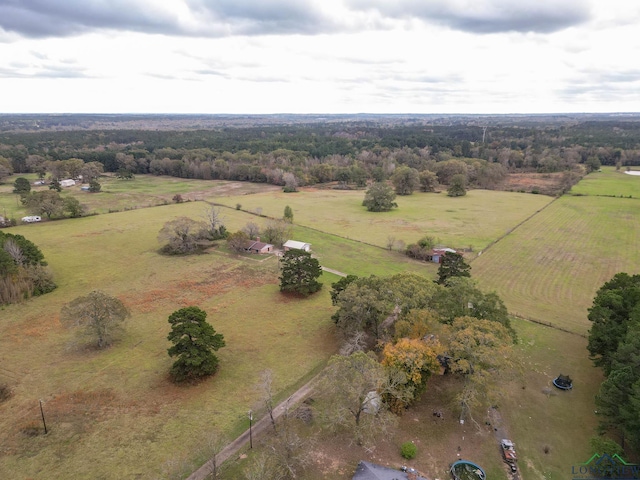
[471,194,640,334]
[0,171,632,479]
[0,173,282,220]
[499,319,602,480]
[571,166,640,197]
[213,187,552,252]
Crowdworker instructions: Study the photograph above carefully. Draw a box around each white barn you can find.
[282,240,311,252]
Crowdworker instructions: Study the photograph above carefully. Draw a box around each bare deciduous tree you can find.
[283,172,298,192]
[242,222,261,239]
[203,205,226,238]
[258,369,278,434]
[203,430,228,479]
[339,331,368,356]
[386,236,396,251]
[3,239,24,266]
[158,217,207,254]
[261,220,292,247]
[243,451,284,480]
[60,291,130,349]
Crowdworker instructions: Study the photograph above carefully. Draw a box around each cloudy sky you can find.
[1,0,639,114]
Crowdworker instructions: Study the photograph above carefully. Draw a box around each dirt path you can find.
[488,407,522,480]
[186,376,319,480]
[321,266,347,277]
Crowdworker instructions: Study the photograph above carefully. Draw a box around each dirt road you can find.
[186,376,319,480]
[488,407,522,480]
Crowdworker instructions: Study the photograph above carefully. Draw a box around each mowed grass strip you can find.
[471,195,640,334]
[212,188,553,251]
[500,319,602,480]
[571,166,640,198]
[0,205,337,479]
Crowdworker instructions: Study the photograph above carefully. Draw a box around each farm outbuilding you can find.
[244,237,274,254]
[60,179,76,187]
[283,240,311,252]
[428,247,458,263]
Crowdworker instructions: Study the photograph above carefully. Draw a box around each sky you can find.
[1,0,639,114]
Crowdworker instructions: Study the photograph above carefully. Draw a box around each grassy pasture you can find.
[0,205,338,479]
[213,187,552,251]
[0,173,281,220]
[0,171,626,479]
[571,166,640,197]
[471,194,640,334]
[498,319,602,480]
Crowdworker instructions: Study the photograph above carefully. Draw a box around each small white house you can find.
[282,240,311,252]
[21,216,42,223]
[59,179,76,187]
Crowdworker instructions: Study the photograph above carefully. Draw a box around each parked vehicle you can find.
[501,439,517,472]
[21,216,42,223]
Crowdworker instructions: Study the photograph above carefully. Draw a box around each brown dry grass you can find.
[500,172,567,195]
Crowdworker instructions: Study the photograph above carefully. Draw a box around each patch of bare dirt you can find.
[308,375,494,479]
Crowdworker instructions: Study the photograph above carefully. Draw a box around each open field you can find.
[571,166,640,198]
[471,194,640,334]
[0,173,281,220]
[0,171,631,479]
[499,320,603,480]
[214,187,553,252]
[0,205,338,479]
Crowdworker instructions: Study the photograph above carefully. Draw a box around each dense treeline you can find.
[0,231,55,304]
[2,117,640,193]
[588,273,640,454]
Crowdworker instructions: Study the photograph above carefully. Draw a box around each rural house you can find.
[282,240,311,252]
[59,179,76,187]
[352,461,427,480]
[244,237,274,254]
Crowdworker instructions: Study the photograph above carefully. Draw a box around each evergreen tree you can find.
[279,249,322,295]
[283,205,294,223]
[13,177,31,195]
[437,252,471,285]
[588,273,640,374]
[167,306,226,382]
[88,178,102,192]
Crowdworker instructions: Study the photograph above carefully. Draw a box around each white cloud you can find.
[0,0,638,113]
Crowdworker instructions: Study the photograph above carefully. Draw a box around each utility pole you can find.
[39,400,48,434]
[248,410,253,449]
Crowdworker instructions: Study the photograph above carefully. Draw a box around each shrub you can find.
[0,383,12,402]
[401,441,417,459]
